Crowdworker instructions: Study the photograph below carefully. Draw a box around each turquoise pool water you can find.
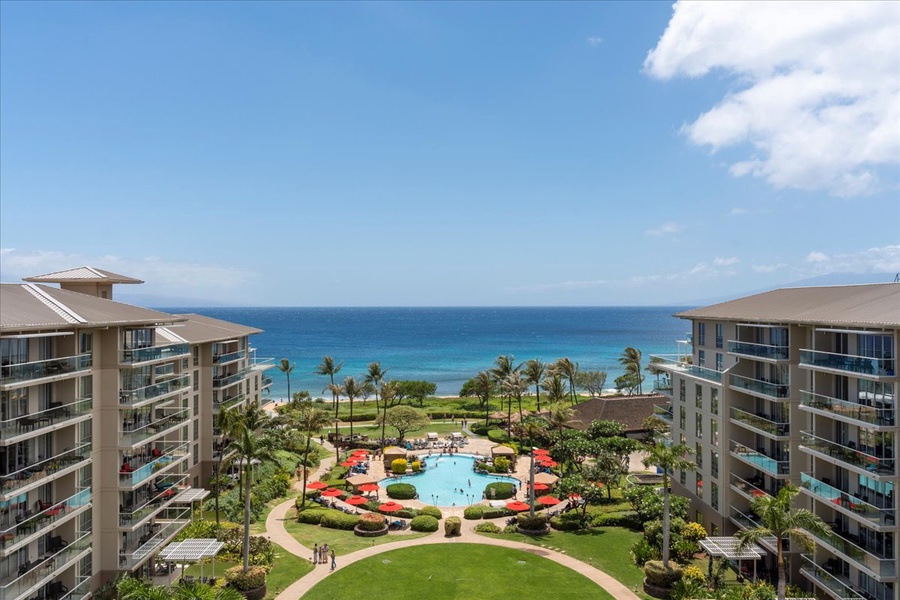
[380,454,520,507]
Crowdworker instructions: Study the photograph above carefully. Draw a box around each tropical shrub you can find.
[444,516,461,536]
[391,459,408,474]
[410,515,440,532]
[469,422,490,435]
[516,513,548,531]
[474,522,501,533]
[395,509,417,519]
[493,456,511,472]
[386,483,417,500]
[297,507,327,525]
[481,507,513,519]
[174,519,221,541]
[319,511,359,530]
[591,511,641,529]
[484,482,515,500]
[681,521,708,542]
[630,536,658,567]
[225,565,268,591]
[681,565,706,584]
[487,429,509,443]
[418,505,443,519]
[642,560,683,588]
[624,485,689,524]
[356,512,387,532]
[411,460,422,472]
[550,514,583,531]
[463,506,483,520]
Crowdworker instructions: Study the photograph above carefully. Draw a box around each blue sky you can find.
[1,1,898,306]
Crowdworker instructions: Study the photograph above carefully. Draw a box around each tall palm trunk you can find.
[300,437,312,508]
[535,385,541,413]
[507,395,512,433]
[381,394,388,448]
[662,471,671,568]
[777,540,786,600]
[214,459,222,527]
[243,462,252,572]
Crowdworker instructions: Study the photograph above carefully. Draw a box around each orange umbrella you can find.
[533,448,550,455]
[506,501,530,511]
[307,481,328,490]
[537,495,560,506]
[340,460,359,467]
[358,483,380,492]
[379,501,404,512]
[538,459,558,468]
[321,488,344,497]
[530,483,549,492]
[345,495,369,505]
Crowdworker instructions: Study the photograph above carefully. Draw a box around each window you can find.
[696,474,703,497]
[193,444,199,465]
[193,419,199,441]
[680,470,687,485]
[711,450,719,478]
[698,322,706,346]
[695,412,703,438]
[716,353,724,372]
[0,338,28,365]
[710,388,719,415]
[679,434,686,445]
[715,323,723,348]
[710,419,719,447]
[122,328,153,350]
[193,347,199,367]
[679,406,686,430]
[679,380,686,403]
[193,370,199,391]
[698,350,706,368]
[79,333,92,355]
[695,384,703,408]
[194,394,199,414]
[711,481,719,510]
[696,443,703,469]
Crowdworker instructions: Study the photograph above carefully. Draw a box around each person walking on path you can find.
[312,543,318,565]
[330,549,336,571]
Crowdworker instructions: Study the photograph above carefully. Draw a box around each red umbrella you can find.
[307,481,328,490]
[537,495,561,506]
[538,459,558,468]
[340,460,359,467]
[358,483,380,492]
[351,450,369,456]
[379,501,404,512]
[345,495,369,506]
[530,483,549,492]
[321,488,344,497]
[533,449,550,455]
[506,501,530,512]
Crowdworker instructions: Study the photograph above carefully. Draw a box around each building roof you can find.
[570,395,659,432]
[0,284,184,332]
[676,283,900,328]
[171,313,262,343]
[22,266,143,284]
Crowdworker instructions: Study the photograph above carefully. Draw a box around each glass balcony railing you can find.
[727,340,789,361]
[120,508,190,569]
[0,354,92,387]
[0,442,92,498]
[800,391,895,427]
[213,394,244,411]
[250,357,274,370]
[0,488,91,549]
[119,442,189,488]
[730,374,790,399]
[730,506,778,548]
[261,377,273,389]
[0,530,91,600]
[0,397,92,440]
[799,431,895,476]
[58,576,91,600]
[808,527,896,578]
[653,380,673,393]
[730,473,778,501]
[653,404,673,423]
[119,374,190,406]
[120,408,190,446]
[799,472,895,528]
[730,407,789,437]
[648,355,723,384]
[799,555,865,600]
[729,440,789,476]
[800,350,895,378]
[213,370,246,388]
[120,343,189,365]
[120,475,189,526]
[213,349,246,364]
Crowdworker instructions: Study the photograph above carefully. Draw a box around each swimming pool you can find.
[380,454,520,507]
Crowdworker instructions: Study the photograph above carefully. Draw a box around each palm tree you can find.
[618,347,644,395]
[365,362,387,407]
[738,485,832,600]
[472,371,496,425]
[315,356,343,416]
[213,405,243,527]
[276,359,295,403]
[342,376,363,439]
[552,358,579,403]
[642,442,695,569]
[379,380,398,448]
[546,402,579,444]
[520,419,547,517]
[502,371,528,431]
[292,401,331,507]
[523,359,546,413]
[491,355,518,430]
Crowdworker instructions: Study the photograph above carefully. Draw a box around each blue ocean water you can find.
[158,307,692,397]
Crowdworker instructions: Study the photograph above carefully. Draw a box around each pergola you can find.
[173,488,211,522]
[158,538,224,583]
[699,537,766,580]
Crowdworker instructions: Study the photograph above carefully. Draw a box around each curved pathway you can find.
[264,440,640,600]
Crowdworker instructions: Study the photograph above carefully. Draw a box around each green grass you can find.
[335,420,470,440]
[283,507,431,555]
[264,541,315,600]
[250,491,300,534]
[182,559,238,578]
[301,543,616,600]
[484,526,652,600]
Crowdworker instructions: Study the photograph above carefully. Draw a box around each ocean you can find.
[157,307,692,397]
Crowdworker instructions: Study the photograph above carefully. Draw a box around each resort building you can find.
[0,267,272,600]
[652,282,899,600]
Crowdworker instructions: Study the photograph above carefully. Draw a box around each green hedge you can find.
[319,512,360,530]
[484,482,515,500]
[296,507,327,525]
[444,516,461,536]
[474,522,502,533]
[517,513,548,531]
[481,507,514,519]
[550,514,584,531]
[487,429,509,443]
[643,561,683,588]
[418,506,443,519]
[591,511,641,529]
[225,565,267,591]
[395,509,417,519]
[386,483,417,500]
[410,515,440,532]
[469,422,490,435]
[463,506,484,520]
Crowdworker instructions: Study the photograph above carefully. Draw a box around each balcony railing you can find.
[0,488,91,551]
[648,355,723,384]
[730,441,789,476]
[800,350,895,378]
[261,377,273,389]
[119,442,189,488]
[799,431,895,476]
[800,391,895,428]
[212,370,246,388]
[0,442,92,498]
[0,398,92,441]
[120,508,190,570]
[727,340,789,361]
[730,506,778,549]
[120,476,189,527]
[808,527,896,578]
[653,380,673,393]
[58,576,91,600]
[120,343,189,365]
[653,404,673,423]
[0,530,91,600]
[730,407,789,437]
[213,349,245,364]
[799,555,865,600]
[120,408,189,447]
[730,374,790,399]
[0,354,92,387]
[213,394,244,412]
[730,473,777,501]
[799,472,895,528]
[119,374,190,406]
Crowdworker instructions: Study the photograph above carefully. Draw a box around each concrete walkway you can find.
[264,439,640,600]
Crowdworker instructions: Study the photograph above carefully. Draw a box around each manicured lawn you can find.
[301,543,616,600]
[283,507,431,555]
[183,559,237,578]
[264,541,314,600]
[484,526,652,600]
[335,420,472,440]
[250,491,299,534]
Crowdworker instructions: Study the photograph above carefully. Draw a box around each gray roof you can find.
[23,266,143,284]
[171,313,262,343]
[676,283,900,328]
[0,284,184,332]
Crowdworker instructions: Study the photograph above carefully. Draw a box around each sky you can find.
[1,1,898,306]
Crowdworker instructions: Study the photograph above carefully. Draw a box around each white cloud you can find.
[644,1,900,196]
[729,207,748,216]
[587,36,603,47]
[645,221,681,236]
[713,257,739,267]
[0,248,256,290]
[751,263,786,273]
[803,244,900,273]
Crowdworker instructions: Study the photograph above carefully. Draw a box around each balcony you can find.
[727,340,789,361]
[261,376,273,389]
[730,407,789,438]
[120,476,189,527]
[213,349,245,365]
[212,370,246,389]
[58,576,91,600]
[648,355,723,384]
[799,473,895,529]
[0,442,92,499]
[213,394,244,412]
[0,355,92,389]
[730,374,790,400]
[729,505,778,549]
[730,473,778,502]
[652,380,673,394]
[799,432,895,477]
[0,530,91,600]
[800,391,895,428]
[118,443,189,489]
[0,398,92,443]
[120,408,189,447]
[800,555,865,600]
[653,404,673,424]
[730,441,789,477]
[119,508,190,570]
[0,488,91,554]
[120,343,189,365]
[808,527,896,579]
[119,374,190,407]
[800,350,895,378]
